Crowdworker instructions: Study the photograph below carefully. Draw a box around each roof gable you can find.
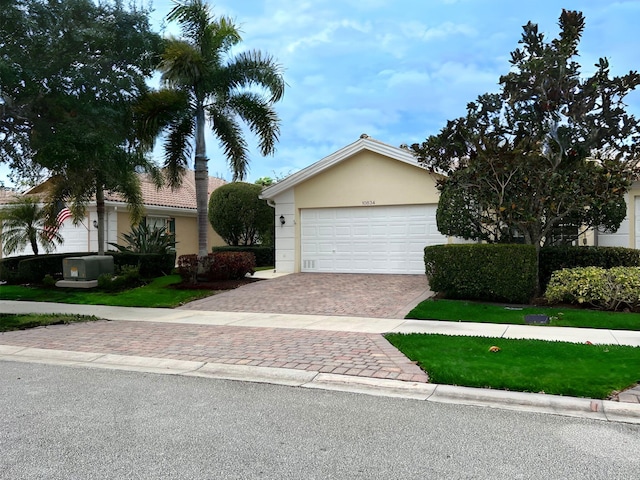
[260,135,424,199]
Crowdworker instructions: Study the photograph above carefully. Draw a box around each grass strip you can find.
[0,275,213,308]
[406,299,640,331]
[0,313,99,332]
[385,333,640,399]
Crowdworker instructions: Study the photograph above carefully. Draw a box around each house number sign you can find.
[362,200,376,206]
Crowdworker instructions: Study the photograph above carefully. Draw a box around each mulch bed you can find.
[170,277,263,291]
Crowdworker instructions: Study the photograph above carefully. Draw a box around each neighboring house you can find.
[0,171,226,260]
[260,135,452,275]
[595,182,640,249]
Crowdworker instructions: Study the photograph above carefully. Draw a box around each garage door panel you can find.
[301,205,446,274]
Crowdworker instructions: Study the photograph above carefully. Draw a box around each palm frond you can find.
[159,39,205,88]
[226,50,286,103]
[134,88,191,150]
[208,105,249,180]
[227,92,281,156]
[164,115,194,188]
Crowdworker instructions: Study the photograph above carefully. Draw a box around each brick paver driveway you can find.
[179,273,432,319]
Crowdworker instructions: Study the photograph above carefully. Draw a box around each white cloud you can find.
[292,107,400,143]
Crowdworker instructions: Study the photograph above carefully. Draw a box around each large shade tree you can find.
[0,0,163,254]
[135,0,285,256]
[412,10,640,254]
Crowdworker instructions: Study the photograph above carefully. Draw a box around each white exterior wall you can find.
[271,189,295,273]
[2,207,118,258]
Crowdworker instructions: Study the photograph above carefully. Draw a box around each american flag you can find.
[45,203,72,240]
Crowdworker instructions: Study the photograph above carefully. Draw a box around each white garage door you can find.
[300,205,447,274]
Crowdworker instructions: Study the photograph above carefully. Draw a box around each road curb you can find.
[1,345,639,424]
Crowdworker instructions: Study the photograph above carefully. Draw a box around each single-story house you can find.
[0,171,226,260]
[260,135,640,275]
[260,135,453,275]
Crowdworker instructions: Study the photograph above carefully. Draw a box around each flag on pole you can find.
[45,202,72,240]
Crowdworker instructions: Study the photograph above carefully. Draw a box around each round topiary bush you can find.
[208,182,274,246]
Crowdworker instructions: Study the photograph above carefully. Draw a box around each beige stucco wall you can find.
[277,150,442,273]
[294,150,440,209]
[173,216,225,259]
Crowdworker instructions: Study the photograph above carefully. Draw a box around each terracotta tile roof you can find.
[1,171,226,210]
[105,170,226,210]
[0,189,23,205]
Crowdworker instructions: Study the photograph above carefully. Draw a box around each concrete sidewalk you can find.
[3,300,640,345]
[1,300,640,424]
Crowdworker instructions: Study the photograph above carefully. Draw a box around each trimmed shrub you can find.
[177,254,199,284]
[425,244,537,304]
[207,252,256,280]
[177,252,256,283]
[208,182,274,246]
[97,265,142,292]
[42,274,56,288]
[108,251,176,278]
[539,246,640,290]
[545,266,640,311]
[212,245,274,267]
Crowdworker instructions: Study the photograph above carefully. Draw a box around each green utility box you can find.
[62,255,114,281]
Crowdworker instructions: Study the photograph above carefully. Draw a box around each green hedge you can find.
[0,251,176,284]
[1,252,93,284]
[424,244,537,304]
[107,251,176,278]
[539,246,640,290]
[212,246,274,267]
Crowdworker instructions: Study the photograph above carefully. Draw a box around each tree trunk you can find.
[30,232,39,255]
[96,187,106,255]
[194,104,209,257]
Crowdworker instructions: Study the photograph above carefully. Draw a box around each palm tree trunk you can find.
[194,104,209,257]
[96,187,106,255]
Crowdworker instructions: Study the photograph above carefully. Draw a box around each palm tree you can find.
[136,0,285,256]
[0,197,63,256]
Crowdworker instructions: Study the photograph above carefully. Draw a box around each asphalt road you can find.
[2,360,639,479]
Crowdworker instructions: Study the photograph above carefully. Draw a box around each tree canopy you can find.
[411,10,640,249]
[0,0,163,253]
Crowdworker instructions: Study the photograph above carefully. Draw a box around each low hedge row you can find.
[539,246,640,290]
[0,251,175,284]
[211,246,274,267]
[546,266,640,311]
[108,251,176,278]
[424,244,537,304]
[1,252,89,284]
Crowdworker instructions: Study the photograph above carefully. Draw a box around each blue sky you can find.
[2,0,639,186]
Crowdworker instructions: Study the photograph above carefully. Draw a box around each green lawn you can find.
[0,275,214,308]
[0,313,99,332]
[407,299,640,331]
[385,333,640,399]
